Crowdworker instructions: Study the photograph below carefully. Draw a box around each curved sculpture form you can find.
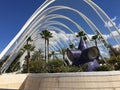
[67,46,99,65]
[67,37,100,66]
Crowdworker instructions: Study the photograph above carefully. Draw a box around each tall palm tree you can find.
[51,51,55,60]
[76,31,85,37]
[92,34,98,47]
[61,48,66,60]
[92,34,107,63]
[61,48,69,66]
[24,36,35,73]
[76,31,87,50]
[40,30,53,62]
[92,32,105,47]
[76,31,87,41]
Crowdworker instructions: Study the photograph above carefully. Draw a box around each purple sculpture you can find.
[67,37,100,71]
[78,37,87,51]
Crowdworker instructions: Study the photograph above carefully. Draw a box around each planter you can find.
[1,71,120,90]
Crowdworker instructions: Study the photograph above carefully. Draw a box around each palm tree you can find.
[108,45,120,57]
[24,36,35,73]
[40,30,53,62]
[92,32,105,47]
[92,34,99,47]
[92,34,107,63]
[76,31,85,37]
[76,31,87,41]
[51,51,55,60]
[31,49,43,61]
[69,44,75,50]
[61,48,66,60]
[76,31,87,50]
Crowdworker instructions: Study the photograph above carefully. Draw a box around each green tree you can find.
[31,49,43,61]
[92,34,99,47]
[108,45,120,57]
[91,32,105,47]
[61,48,66,60]
[24,36,35,73]
[76,31,87,39]
[76,31,87,45]
[69,44,75,49]
[40,30,53,62]
[76,31,86,37]
[60,48,69,66]
[51,51,55,60]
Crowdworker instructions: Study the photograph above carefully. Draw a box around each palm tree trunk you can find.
[63,51,65,60]
[26,41,30,73]
[45,39,47,62]
[63,54,65,60]
[95,40,97,47]
[53,54,55,60]
[27,50,30,73]
[47,39,49,60]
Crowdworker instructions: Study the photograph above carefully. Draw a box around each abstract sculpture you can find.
[67,37,100,70]
[67,46,99,65]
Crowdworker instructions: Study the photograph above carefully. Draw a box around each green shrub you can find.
[30,60,47,73]
[98,59,106,65]
[47,59,64,73]
[47,59,83,73]
[68,66,82,72]
[106,55,120,70]
[94,64,113,71]
[107,56,118,65]
[114,62,120,70]
[60,66,70,72]
[82,63,89,71]
[23,60,47,73]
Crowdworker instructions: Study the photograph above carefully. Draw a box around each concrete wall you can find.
[0,74,28,90]
[1,71,120,90]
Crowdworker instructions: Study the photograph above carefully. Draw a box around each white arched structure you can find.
[0,0,119,73]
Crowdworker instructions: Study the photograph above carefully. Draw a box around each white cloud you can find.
[104,16,116,28]
[112,16,117,21]
[110,30,120,37]
[31,28,120,57]
[103,16,120,39]
[118,24,120,29]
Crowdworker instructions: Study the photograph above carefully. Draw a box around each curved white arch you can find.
[1,5,110,61]
[39,26,70,47]
[0,1,115,73]
[84,0,120,46]
[1,28,69,73]
[29,6,109,46]
[40,21,76,45]
[0,0,55,60]
[32,35,60,52]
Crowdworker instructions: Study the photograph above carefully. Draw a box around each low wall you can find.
[1,71,120,90]
[0,74,28,90]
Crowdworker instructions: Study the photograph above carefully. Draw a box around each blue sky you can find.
[0,0,45,52]
[93,0,120,18]
[0,0,120,53]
